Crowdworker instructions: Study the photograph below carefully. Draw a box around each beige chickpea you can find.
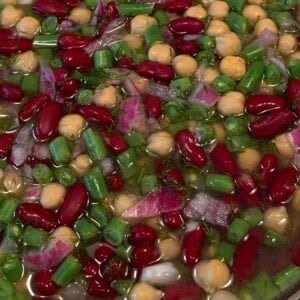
[273,134,295,159]
[16,16,40,39]
[12,51,39,73]
[40,183,66,210]
[292,188,300,212]
[134,77,148,93]
[254,18,278,36]
[172,55,198,77]
[147,131,175,157]
[242,5,267,26]
[69,7,92,25]
[237,148,261,173]
[219,56,246,81]
[130,15,157,36]
[202,244,219,260]
[145,216,161,231]
[215,31,241,57]
[1,0,19,4]
[212,122,226,143]
[289,51,300,61]
[200,0,215,7]
[193,259,231,293]
[200,67,220,84]
[278,34,297,56]
[148,43,175,65]
[264,206,289,234]
[247,0,267,4]
[211,290,239,300]
[122,34,143,50]
[2,171,23,195]
[208,1,230,20]
[217,91,245,116]
[206,20,230,37]
[0,169,3,182]
[128,282,163,300]
[50,226,78,247]
[93,85,121,109]
[158,235,181,261]
[113,193,139,216]
[58,114,86,140]
[183,4,207,20]
[0,5,23,28]
[70,154,92,177]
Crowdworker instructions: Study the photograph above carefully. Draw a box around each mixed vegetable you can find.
[1,0,300,299]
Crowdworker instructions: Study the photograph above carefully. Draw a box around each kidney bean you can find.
[128,224,157,246]
[0,82,24,103]
[58,183,89,226]
[53,68,69,84]
[249,108,296,138]
[182,227,205,267]
[116,56,134,70]
[0,133,14,157]
[87,276,116,298]
[105,1,119,20]
[131,244,159,269]
[258,153,278,186]
[0,29,16,42]
[33,0,69,17]
[33,269,59,296]
[210,143,239,176]
[175,129,207,169]
[60,49,92,72]
[106,171,124,191]
[144,95,162,118]
[19,94,51,122]
[63,0,80,7]
[168,17,205,35]
[175,39,199,56]
[163,166,185,187]
[162,210,185,230]
[34,102,63,141]
[76,105,114,126]
[0,38,33,55]
[79,256,99,277]
[59,33,94,50]
[269,167,299,204]
[94,244,115,263]
[16,203,58,232]
[136,61,174,82]
[100,256,129,281]
[59,79,80,99]
[165,0,192,13]
[286,79,300,106]
[100,130,127,153]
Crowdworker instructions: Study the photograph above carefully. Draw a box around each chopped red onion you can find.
[60,278,87,300]
[59,20,76,33]
[22,163,33,179]
[72,139,85,159]
[251,28,278,48]
[162,26,175,43]
[0,65,9,81]
[188,83,219,109]
[185,220,200,233]
[101,158,114,175]
[143,81,179,101]
[288,290,300,300]
[268,55,289,78]
[183,34,201,41]
[39,59,56,99]
[147,117,161,132]
[90,0,105,26]
[293,152,300,170]
[23,185,41,202]
[287,128,300,149]
[124,76,140,96]
[32,143,51,160]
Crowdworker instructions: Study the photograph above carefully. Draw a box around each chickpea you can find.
[212,122,226,142]
[219,56,246,81]
[273,134,295,159]
[183,4,207,20]
[58,114,86,140]
[93,85,121,109]
[147,131,175,157]
[206,20,230,37]
[242,5,267,26]
[69,7,92,25]
[200,0,215,7]
[0,169,3,181]
[289,51,300,61]
[247,0,267,4]
[278,34,297,56]
[128,282,163,300]
[193,259,231,293]
[50,226,78,247]
[292,188,300,212]
[202,244,219,260]
[264,206,289,234]
[254,19,278,36]
[16,16,40,39]
[215,32,241,57]
[130,15,157,36]
[208,1,230,20]
[211,290,239,300]
[12,51,39,74]
[134,77,148,93]
[158,234,181,261]
[237,148,261,173]
[2,171,23,195]
[70,154,92,177]
[148,43,175,65]
[40,183,66,210]
[172,55,198,77]
[201,67,220,84]
[113,193,139,216]
[145,216,161,231]
[122,34,143,50]
[217,91,245,116]
[1,0,18,4]
[0,5,23,28]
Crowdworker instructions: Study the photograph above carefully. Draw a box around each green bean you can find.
[216,242,235,264]
[266,0,296,10]
[84,0,98,9]
[0,253,23,282]
[241,45,265,63]
[33,34,59,48]
[117,148,138,179]
[23,226,48,248]
[32,164,54,184]
[82,128,107,161]
[263,229,288,247]
[268,10,293,27]
[126,132,146,148]
[225,0,245,12]
[166,123,186,135]
[112,280,134,296]
[170,77,193,95]
[81,25,97,37]
[88,204,108,228]
[227,218,250,243]
[196,124,215,144]
[132,49,148,64]
[154,10,169,26]
[49,136,72,166]
[54,167,77,187]
[187,104,208,121]
[118,3,154,16]
[224,116,248,136]
[41,16,58,34]
[205,173,234,194]
[36,48,54,63]
[21,74,39,95]
[141,174,159,195]
[226,134,256,152]
[75,216,101,244]
[8,73,23,85]
[212,75,236,93]
[265,63,282,85]
[183,167,206,190]
[196,50,216,66]
[94,49,114,69]
[5,223,23,243]
[288,59,300,79]
[50,57,63,69]
[0,277,15,298]
[272,265,300,293]
[144,25,164,47]
[103,217,129,246]
[165,102,186,122]
[240,208,263,228]
[227,12,248,34]
[197,35,215,51]
[76,89,93,105]
[0,198,18,229]
[109,41,131,60]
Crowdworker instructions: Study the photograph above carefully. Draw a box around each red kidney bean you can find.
[94,244,115,263]
[60,49,92,72]
[175,129,207,169]
[17,203,58,232]
[105,1,119,20]
[59,33,94,50]
[100,130,127,153]
[34,102,63,141]
[33,269,59,296]
[128,224,157,246]
[136,61,174,82]
[131,244,160,269]
[168,17,205,35]
[59,78,80,99]
[249,108,296,138]
[292,242,300,266]
[58,183,89,226]
[100,256,129,281]
[287,79,300,106]
[162,210,185,230]
[162,166,185,187]
[87,276,116,298]
[182,227,205,267]
[0,82,24,103]
[79,256,99,277]
[258,153,278,186]
[245,94,286,115]
[106,171,124,191]
[0,133,14,157]
[33,0,69,17]
[53,68,69,84]
[175,39,199,56]
[164,282,204,300]
[76,105,114,126]
[269,167,299,204]
[116,56,134,70]
[19,94,51,122]
[0,29,16,41]
[144,95,162,118]
[210,143,239,176]
[165,0,192,13]
[63,0,80,7]
[0,38,33,55]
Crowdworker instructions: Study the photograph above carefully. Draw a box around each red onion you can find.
[268,55,289,78]
[32,143,51,160]
[0,65,9,81]
[147,117,161,132]
[39,59,56,100]
[251,28,278,48]
[162,26,175,43]
[60,278,87,300]
[143,81,179,101]
[124,76,140,96]
[183,34,201,41]
[90,0,105,26]
[101,158,114,175]
[188,83,219,109]
[71,139,85,159]
[288,128,300,149]
[23,185,41,203]
[59,20,76,33]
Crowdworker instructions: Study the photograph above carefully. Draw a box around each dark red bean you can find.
[106,171,124,191]
[60,49,92,72]
[95,244,115,263]
[292,242,300,266]
[144,95,162,118]
[59,78,80,99]
[136,61,174,82]
[249,108,296,138]
[58,183,88,226]
[258,153,278,186]
[0,82,24,102]
[181,227,205,267]
[162,167,185,187]
[162,210,185,230]
[164,282,204,300]
[19,94,51,122]
[269,167,299,204]
[53,68,69,84]
[245,94,286,115]
[116,56,134,70]
[0,38,33,55]
[287,79,300,106]
[105,1,119,20]
[59,33,94,50]
[128,224,157,246]
[168,17,205,35]
[81,258,99,277]
[77,105,114,126]
[33,269,59,296]
[0,133,14,157]
[0,29,16,42]
[16,203,58,232]
[34,102,63,141]
[100,256,129,281]
[131,244,159,269]
[100,130,127,153]
[175,39,199,56]
[33,0,69,17]
[63,0,80,7]
[165,0,192,13]
[87,276,116,298]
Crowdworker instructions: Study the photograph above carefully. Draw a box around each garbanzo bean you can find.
[201,67,220,84]
[172,55,198,77]
[128,282,163,300]
[148,43,175,65]
[122,34,144,50]
[158,234,181,261]
[112,193,139,216]
[58,114,86,140]
[70,154,92,177]
[242,5,267,26]
[215,31,241,57]
[212,122,226,142]
[183,4,207,20]
[219,56,246,81]
[292,188,300,212]
[247,0,267,4]
[206,20,230,37]
[0,5,23,28]
[16,16,40,39]
[40,183,66,210]
[273,134,295,159]
[69,7,92,25]
[208,1,230,20]
[217,91,245,116]
[130,15,157,36]
[147,131,175,157]
[50,226,78,247]
[12,51,39,73]
[211,290,239,300]
[2,171,23,195]
[237,148,261,172]
[264,206,289,234]
[278,34,297,56]
[254,18,278,36]
[93,85,121,109]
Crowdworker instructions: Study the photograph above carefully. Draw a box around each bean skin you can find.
[0,38,33,55]
[168,17,205,35]
[76,105,114,126]
[0,83,24,103]
[136,61,175,82]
